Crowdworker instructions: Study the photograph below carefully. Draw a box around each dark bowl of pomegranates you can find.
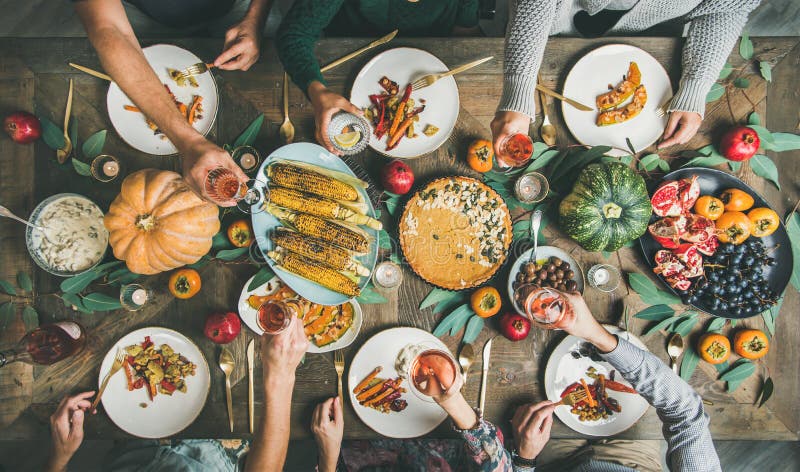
[639,167,792,319]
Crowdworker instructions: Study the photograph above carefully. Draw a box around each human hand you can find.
[312,397,344,472]
[511,401,555,460]
[46,391,95,472]
[561,292,618,353]
[214,18,262,71]
[426,365,464,404]
[260,316,309,382]
[658,111,702,149]
[308,81,363,155]
[490,110,531,163]
[181,138,248,206]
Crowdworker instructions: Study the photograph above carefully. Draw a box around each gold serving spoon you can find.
[219,348,236,432]
[56,79,74,163]
[538,74,556,146]
[458,343,476,385]
[279,72,295,144]
[667,333,683,374]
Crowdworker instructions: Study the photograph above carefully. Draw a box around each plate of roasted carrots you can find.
[348,327,449,438]
[350,47,459,159]
[106,44,218,155]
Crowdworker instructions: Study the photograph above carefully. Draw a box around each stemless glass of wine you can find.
[257,299,302,335]
[513,284,576,330]
[203,166,268,214]
[495,132,534,170]
[408,344,459,402]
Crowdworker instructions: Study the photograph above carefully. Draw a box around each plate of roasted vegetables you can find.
[238,274,362,353]
[106,44,218,155]
[348,327,449,438]
[350,47,458,159]
[98,327,210,438]
[561,44,671,156]
[544,325,648,436]
[250,142,381,306]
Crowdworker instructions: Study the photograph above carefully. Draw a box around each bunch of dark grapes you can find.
[680,239,778,317]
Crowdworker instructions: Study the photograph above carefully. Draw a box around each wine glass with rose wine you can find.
[409,346,460,402]
[257,299,302,335]
[203,166,268,214]
[513,284,576,330]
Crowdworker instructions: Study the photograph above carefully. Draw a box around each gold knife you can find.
[247,339,255,434]
[321,29,398,73]
[68,62,112,82]
[479,336,495,413]
[535,83,593,112]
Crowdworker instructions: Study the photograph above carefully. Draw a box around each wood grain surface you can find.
[0,36,797,441]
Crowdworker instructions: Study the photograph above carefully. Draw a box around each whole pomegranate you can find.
[497,312,531,342]
[3,111,41,144]
[719,126,760,162]
[381,159,414,195]
[203,312,241,344]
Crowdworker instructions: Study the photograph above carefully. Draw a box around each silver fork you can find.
[334,350,345,402]
[91,349,127,411]
[173,62,213,82]
[655,95,674,118]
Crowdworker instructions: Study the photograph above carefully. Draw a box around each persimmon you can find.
[733,329,769,359]
[747,207,779,238]
[169,268,202,299]
[227,219,254,247]
[470,286,502,318]
[719,188,754,212]
[697,333,730,364]
[694,196,725,221]
[716,211,751,245]
[466,139,494,173]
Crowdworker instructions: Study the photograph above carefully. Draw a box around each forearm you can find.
[44,455,69,472]
[245,374,295,472]
[241,0,274,28]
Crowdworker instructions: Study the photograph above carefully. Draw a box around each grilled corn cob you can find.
[272,228,369,276]
[267,205,370,253]
[268,249,361,297]
[268,162,359,202]
[270,187,383,230]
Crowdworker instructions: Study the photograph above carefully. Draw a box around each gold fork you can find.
[334,350,345,401]
[655,95,674,118]
[173,62,214,82]
[411,56,494,91]
[554,389,589,407]
[91,349,127,411]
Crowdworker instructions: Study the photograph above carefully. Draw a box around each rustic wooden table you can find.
[0,36,798,441]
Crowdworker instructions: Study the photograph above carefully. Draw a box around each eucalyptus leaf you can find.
[634,305,674,321]
[356,284,388,304]
[384,196,400,217]
[0,279,16,296]
[718,63,733,80]
[16,272,33,292]
[462,315,485,344]
[0,302,14,327]
[524,149,560,171]
[729,160,742,172]
[761,297,783,337]
[628,272,682,305]
[759,61,772,82]
[638,153,661,171]
[186,256,210,270]
[672,315,699,337]
[644,315,681,336]
[657,159,670,172]
[682,155,728,168]
[787,213,800,292]
[601,251,612,259]
[750,154,780,189]
[22,305,38,330]
[739,32,753,60]
[69,119,78,158]
[39,116,65,150]
[706,83,725,103]
[60,293,92,314]
[756,377,773,408]
[378,229,393,250]
[420,288,461,310]
[713,360,730,374]
[433,293,467,315]
[706,317,726,333]
[60,270,104,294]
[770,132,800,152]
[215,247,249,260]
[389,252,402,265]
[719,358,755,384]
[248,266,276,291]
[733,77,750,89]
[81,292,123,311]
[448,305,476,336]
[72,158,92,176]
[748,125,775,146]
[680,347,700,381]
[748,112,761,126]
[212,231,232,250]
[432,303,469,337]
[81,129,107,159]
[233,114,264,147]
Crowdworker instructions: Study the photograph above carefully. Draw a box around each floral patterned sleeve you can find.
[453,415,534,472]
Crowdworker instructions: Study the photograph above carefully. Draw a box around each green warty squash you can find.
[558,162,652,252]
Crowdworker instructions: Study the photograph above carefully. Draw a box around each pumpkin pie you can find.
[399,176,513,290]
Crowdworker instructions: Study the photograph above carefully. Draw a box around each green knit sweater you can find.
[276,0,479,92]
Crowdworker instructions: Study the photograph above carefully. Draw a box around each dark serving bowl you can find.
[638,167,793,319]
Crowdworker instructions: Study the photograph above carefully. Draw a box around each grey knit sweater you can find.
[500,0,762,118]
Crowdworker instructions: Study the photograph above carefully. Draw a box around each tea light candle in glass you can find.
[120,283,152,311]
[587,264,621,292]
[90,154,121,183]
[514,172,549,203]
[373,261,403,289]
[232,145,262,173]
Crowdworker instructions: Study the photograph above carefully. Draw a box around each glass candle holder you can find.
[514,172,549,203]
[587,264,621,292]
[90,154,122,183]
[327,112,370,155]
[232,145,262,173]
[120,284,152,311]
[373,261,403,289]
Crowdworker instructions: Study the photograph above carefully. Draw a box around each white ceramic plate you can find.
[99,327,211,438]
[250,142,379,306]
[562,44,671,156]
[507,246,585,315]
[237,274,363,354]
[544,325,649,436]
[350,47,460,159]
[348,327,449,438]
[106,44,219,155]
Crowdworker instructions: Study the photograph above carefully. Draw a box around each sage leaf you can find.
[72,158,92,176]
[215,247,249,260]
[634,305,674,321]
[750,154,780,189]
[718,62,733,80]
[81,292,123,311]
[739,31,753,60]
[628,272,682,306]
[462,315,485,344]
[706,317,726,333]
[706,83,725,103]
[356,283,387,304]
[39,116,65,150]
[771,132,800,152]
[759,61,772,82]
[22,305,38,330]
[420,288,460,310]
[756,377,773,408]
[233,114,264,147]
[0,279,17,295]
[680,347,700,382]
[81,129,107,159]
[432,303,469,337]
[16,272,33,292]
[248,266,276,292]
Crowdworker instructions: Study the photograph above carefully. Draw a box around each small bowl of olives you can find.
[507,246,585,315]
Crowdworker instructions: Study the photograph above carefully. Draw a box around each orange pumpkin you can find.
[104,169,220,275]
[733,329,769,359]
[466,139,494,173]
[697,333,731,364]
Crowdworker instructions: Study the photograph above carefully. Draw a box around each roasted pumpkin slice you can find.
[312,303,354,346]
[596,85,648,126]
[247,285,294,309]
[302,302,324,326]
[305,306,338,337]
[596,62,641,110]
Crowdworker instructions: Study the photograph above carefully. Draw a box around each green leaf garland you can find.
[627,272,682,305]
[16,272,32,292]
[82,129,107,159]
[706,83,725,103]
[81,292,123,311]
[739,32,753,60]
[233,114,264,147]
[38,116,65,151]
[749,154,780,189]
[248,266,276,292]
[462,315,485,344]
[680,347,700,381]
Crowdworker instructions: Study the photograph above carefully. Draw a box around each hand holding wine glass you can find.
[182,138,248,208]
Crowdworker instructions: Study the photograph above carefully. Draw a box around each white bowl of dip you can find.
[25,193,109,277]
